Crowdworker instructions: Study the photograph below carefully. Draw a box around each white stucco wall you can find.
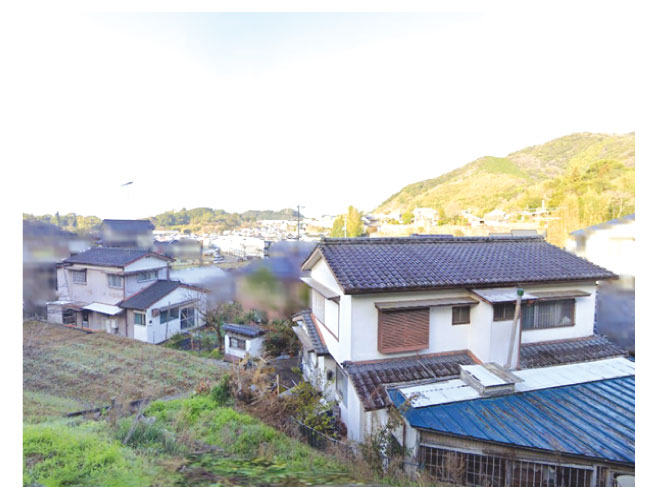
[348,289,479,362]
[570,221,635,278]
[338,374,365,442]
[519,282,597,343]
[57,265,124,304]
[224,333,266,359]
[310,258,342,294]
[124,268,168,298]
[124,256,169,273]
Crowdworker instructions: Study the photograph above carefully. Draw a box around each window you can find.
[493,303,516,321]
[378,308,429,353]
[63,309,76,325]
[229,337,246,350]
[107,274,123,288]
[134,312,146,326]
[137,270,157,282]
[159,307,179,324]
[335,364,348,406]
[521,299,575,330]
[180,307,195,329]
[71,270,86,284]
[452,306,471,325]
[420,446,593,487]
[312,289,325,323]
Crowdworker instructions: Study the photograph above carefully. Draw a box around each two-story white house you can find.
[46,247,207,343]
[293,235,634,486]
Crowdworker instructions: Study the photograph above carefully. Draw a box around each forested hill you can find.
[23,208,301,235]
[375,132,635,244]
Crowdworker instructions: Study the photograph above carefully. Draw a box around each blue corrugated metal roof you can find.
[389,375,634,465]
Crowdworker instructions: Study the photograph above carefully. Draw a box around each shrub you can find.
[263,319,300,357]
[114,418,180,455]
[210,375,233,406]
[23,423,153,486]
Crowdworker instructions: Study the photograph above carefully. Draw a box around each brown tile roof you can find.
[520,335,627,368]
[343,351,478,411]
[344,336,627,411]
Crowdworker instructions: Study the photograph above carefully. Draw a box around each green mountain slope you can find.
[375,132,635,244]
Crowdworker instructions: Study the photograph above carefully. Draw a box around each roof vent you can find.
[459,363,522,396]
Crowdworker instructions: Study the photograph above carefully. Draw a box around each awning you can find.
[528,290,591,300]
[375,296,479,311]
[47,300,89,310]
[300,277,341,301]
[470,288,538,304]
[292,324,314,352]
[83,302,124,316]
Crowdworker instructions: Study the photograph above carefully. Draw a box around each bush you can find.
[23,423,153,486]
[115,418,180,455]
[210,375,233,406]
[263,319,300,357]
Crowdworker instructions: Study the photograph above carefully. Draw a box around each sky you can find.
[7,2,641,220]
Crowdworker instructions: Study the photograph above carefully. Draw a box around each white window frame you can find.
[180,307,195,329]
[312,289,326,323]
[229,336,246,350]
[71,269,86,284]
[107,274,123,288]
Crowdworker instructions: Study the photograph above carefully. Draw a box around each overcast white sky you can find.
[6,1,642,219]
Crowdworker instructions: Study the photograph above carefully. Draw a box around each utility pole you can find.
[296,204,304,241]
[506,287,524,369]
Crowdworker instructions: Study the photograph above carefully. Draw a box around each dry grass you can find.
[23,321,226,415]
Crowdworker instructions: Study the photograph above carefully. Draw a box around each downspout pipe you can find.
[505,287,524,370]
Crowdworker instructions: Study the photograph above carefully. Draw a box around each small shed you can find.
[222,323,268,362]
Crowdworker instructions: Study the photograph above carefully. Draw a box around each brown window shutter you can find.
[378,308,429,354]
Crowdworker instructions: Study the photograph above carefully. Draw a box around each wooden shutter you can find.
[378,308,429,354]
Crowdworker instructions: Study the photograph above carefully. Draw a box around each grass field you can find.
[23,321,226,416]
[21,321,366,487]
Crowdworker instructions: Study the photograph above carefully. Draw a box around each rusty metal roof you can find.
[389,375,635,465]
[343,351,477,411]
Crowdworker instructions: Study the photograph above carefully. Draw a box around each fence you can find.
[290,417,355,455]
[167,331,220,353]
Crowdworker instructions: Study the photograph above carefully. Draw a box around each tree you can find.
[401,210,414,225]
[330,215,346,237]
[345,206,364,237]
[204,302,247,354]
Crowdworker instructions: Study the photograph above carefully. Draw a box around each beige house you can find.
[47,247,207,343]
